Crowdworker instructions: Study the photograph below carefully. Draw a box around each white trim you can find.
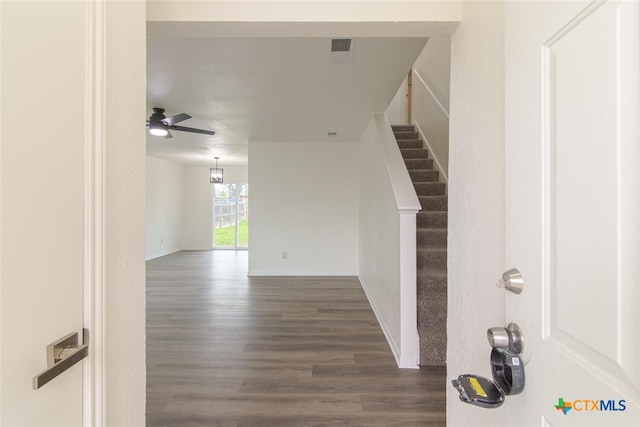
[247,272,359,277]
[398,212,420,369]
[83,0,105,425]
[145,248,182,261]
[358,277,401,365]
[376,113,422,212]
[412,68,449,119]
[414,121,449,184]
[0,0,4,419]
[359,276,419,369]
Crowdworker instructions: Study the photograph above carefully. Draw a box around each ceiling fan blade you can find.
[165,130,173,139]
[169,125,216,136]
[163,113,191,126]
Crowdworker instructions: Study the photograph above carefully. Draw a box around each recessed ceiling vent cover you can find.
[329,38,354,64]
[331,39,351,52]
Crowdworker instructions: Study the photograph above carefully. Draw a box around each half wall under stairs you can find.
[393,124,447,367]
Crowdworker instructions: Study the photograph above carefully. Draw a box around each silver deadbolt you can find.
[496,268,524,294]
[487,322,524,354]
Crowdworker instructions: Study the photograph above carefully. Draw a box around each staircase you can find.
[392,124,447,367]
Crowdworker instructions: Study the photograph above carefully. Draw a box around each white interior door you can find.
[505,1,639,425]
[1,1,91,425]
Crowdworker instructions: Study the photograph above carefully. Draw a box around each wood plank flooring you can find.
[146,251,446,426]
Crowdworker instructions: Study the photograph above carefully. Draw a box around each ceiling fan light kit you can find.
[147,107,216,138]
[148,122,168,137]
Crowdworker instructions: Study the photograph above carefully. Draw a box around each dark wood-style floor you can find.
[146,251,446,426]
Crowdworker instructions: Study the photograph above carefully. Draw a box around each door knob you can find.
[487,322,524,354]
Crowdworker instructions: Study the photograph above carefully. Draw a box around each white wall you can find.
[104,1,147,424]
[387,78,408,125]
[412,37,451,179]
[414,37,451,111]
[146,156,184,260]
[249,141,358,275]
[447,2,505,426]
[358,114,421,368]
[182,166,214,250]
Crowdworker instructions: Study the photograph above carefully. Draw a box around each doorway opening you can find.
[213,183,249,249]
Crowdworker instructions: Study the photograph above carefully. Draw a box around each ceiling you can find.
[146,31,428,166]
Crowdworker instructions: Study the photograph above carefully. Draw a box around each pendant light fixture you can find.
[210,157,224,183]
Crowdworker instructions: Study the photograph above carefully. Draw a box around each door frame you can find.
[213,183,249,250]
[83,0,105,424]
[105,1,467,424]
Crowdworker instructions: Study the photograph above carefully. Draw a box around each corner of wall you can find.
[447,2,505,426]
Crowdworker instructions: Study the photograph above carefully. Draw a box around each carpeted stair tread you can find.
[397,139,423,149]
[413,182,446,196]
[409,169,438,181]
[417,267,447,279]
[417,211,447,228]
[417,270,447,292]
[404,159,434,170]
[400,148,428,159]
[417,247,447,269]
[417,228,447,248]
[391,125,415,132]
[419,196,448,211]
[394,131,419,140]
[417,287,447,322]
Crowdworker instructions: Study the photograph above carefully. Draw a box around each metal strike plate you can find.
[33,330,88,390]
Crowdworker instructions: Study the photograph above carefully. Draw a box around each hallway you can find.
[146,251,446,426]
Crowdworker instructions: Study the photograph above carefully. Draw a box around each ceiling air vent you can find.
[331,39,352,52]
[329,38,354,64]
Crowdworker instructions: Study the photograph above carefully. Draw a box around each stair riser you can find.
[420,196,448,211]
[417,250,447,269]
[394,131,419,140]
[404,159,434,170]
[417,288,447,324]
[417,230,447,248]
[413,183,446,196]
[409,170,439,181]
[400,149,428,159]
[397,140,423,149]
[419,330,446,366]
[417,212,447,228]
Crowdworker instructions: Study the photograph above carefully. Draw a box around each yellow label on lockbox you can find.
[469,377,488,398]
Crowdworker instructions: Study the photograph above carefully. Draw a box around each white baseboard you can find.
[145,247,181,261]
[248,271,358,277]
[358,276,403,368]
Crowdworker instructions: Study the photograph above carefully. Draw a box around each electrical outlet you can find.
[282,251,287,259]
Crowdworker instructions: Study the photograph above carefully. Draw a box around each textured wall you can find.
[105,1,147,424]
[447,2,506,426]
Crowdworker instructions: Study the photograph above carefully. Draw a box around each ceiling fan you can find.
[147,107,216,138]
